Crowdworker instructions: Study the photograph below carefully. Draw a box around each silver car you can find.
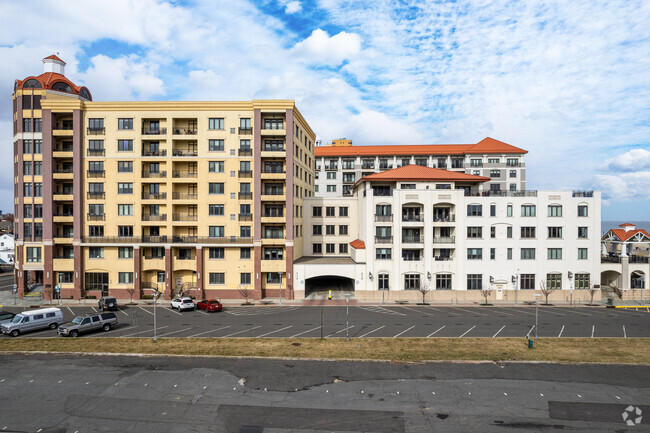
[171,297,194,311]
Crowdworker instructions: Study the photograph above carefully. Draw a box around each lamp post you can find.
[568,271,573,305]
[152,286,159,341]
[534,294,540,339]
[345,293,351,341]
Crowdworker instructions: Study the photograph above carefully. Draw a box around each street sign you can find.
[12,284,17,294]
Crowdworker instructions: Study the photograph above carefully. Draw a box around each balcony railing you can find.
[263,190,284,196]
[572,191,594,198]
[466,190,538,197]
[142,170,167,178]
[87,170,105,178]
[172,149,198,157]
[54,168,74,174]
[87,149,105,156]
[630,255,649,264]
[172,171,198,178]
[238,127,253,135]
[87,192,105,199]
[450,161,464,169]
[172,193,198,200]
[375,236,393,244]
[172,128,197,135]
[433,236,455,244]
[342,178,356,184]
[142,149,167,157]
[87,127,105,135]
[402,235,424,243]
[141,192,167,200]
[238,213,253,221]
[263,213,284,218]
[87,213,105,221]
[379,164,393,170]
[142,214,167,222]
[238,149,252,156]
[402,214,423,222]
[142,127,167,135]
[362,163,375,169]
[175,256,195,260]
[238,192,253,200]
[434,256,452,261]
[263,169,285,174]
[375,215,393,222]
[601,256,621,264]
[173,214,198,222]
[238,170,253,178]
[325,165,338,171]
[433,214,455,222]
[371,189,392,197]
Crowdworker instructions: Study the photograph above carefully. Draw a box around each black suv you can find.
[98,296,118,311]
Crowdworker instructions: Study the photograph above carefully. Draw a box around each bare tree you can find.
[588,281,600,305]
[238,284,253,305]
[480,288,494,305]
[539,280,555,305]
[126,286,136,304]
[417,282,431,305]
[609,281,622,299]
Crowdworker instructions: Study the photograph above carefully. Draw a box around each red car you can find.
[196,299,223,312]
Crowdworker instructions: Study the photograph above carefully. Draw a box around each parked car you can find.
[58,312,118,337]
[171,297,194,311]
[0,310,15,326]
[98,296,118,311]
[196,299,223,312]
[1,308,63,337]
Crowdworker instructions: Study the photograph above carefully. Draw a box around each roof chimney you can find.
[619,223,636,232]
[43,54,66,75]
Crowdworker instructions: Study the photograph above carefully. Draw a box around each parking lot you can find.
[2,303,649,339]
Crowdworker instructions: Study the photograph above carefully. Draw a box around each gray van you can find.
[1,308,63,337]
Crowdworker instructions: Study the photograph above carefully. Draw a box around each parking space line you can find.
[490,308,514,316]
[289,326,322,338]
[164,307,183,316]
[448,307,488,316]
[358,325,385,338]
[459,325,476,337]
[119,325,169,338]
[427,325,445,337]
[591,325,595,338]
[427,307,459,316]
[526,325,535,338]
[623,325,627,338]
[222,326,262,337]
[196,309,210,315]
[95,325,134,338]
[399,306,434,316]
[117,308,128,316]
[558,325,565,337]
[546,307,589,317]
[325,325,354,338]
[492,325,506,337]
[509,307,536,316]
[66,307,74,315]
[187,326,231,338]
[256,326,293,338]
[157,327,194,338]
[91,307,97,313]
[393,326,415,338]
[138,307,154,316]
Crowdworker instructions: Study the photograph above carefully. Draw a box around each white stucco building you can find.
[0,233,15,264]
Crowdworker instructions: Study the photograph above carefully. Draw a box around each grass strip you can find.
[0,338,649,364]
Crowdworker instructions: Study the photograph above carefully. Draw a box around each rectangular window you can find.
[490,204,496,216]
[326,172,336,180]
[467,227,482,238]
[312,243,322,254]
[506,204,513,217]
[325,225,335,235]
[240,248,251,259]
[578,248,588,260]
[209,273,225,285]
[521,248,536,260]
[547,273,562,289]
[326,206,336,217]
[467,248,482,260]
[490,170,501,178]
[548,227,563,238]
[521,205,536,217]
[33,140,42,154]
[209,139,224,151]
[23,118,32,132]
[23,161,32,175]
[521,274,535,290]
[209,118,224,130]
[118,183,133,194]
[326,185,336,192]
[117,161,133,172]
[118,118,133,130]
[118,140,133,151]
[23,139,32,153]
[402,250,421,261]
[263,248,283,260]
[467,274,482,290]
[118,226,133,237]
[467,204,482,216]
[339,207,349,217]
[325,243,335,253]
[490,226,496,238]
[88,226,104,237]
[404,274,421,290]
[33,118,42,131]
[89,247,104,259]
[548,205,562,217]
[240,273,252,285]
[118,247,133,259]
[547,248,562,260]
[521,227,536,238]
[509,170,517,178]
[118,204,133,216]
[209,204,224,216]
[34,183,42,197]
[578,227,588,238]
[209,183,224,194]
[339,225,348,235]
[209,161,225,173]
[378,274,389,290]
[209,247,225,259]
[26,247,41,262]
[266,273,282,284]
[376,248,392,260]
[507,248,512,260]
[24,205,32,218]
[339,243,348,254]
[436,274,452,290]
[33,161,42,176]
[575,273,590,289]
[507,226,512,238]
[23,183,32,197]
[312,225,322,235]
[490,248,495,259]
[209,226,224,238]
[577,205,588,217]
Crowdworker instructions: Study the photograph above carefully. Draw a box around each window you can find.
[89,161,104,173]
[209,273,225,285]
[88,118,104,130]
[118,272,134,284]
[33,140,42,154]
[339,243,348,253]
[489,184,501,192]
[339,225,348,235]
[34,183,42,197]
[547,273,562,289]
[23,118,32,132]
[490,204,496,216]
[376,248,392,260]
[26,247,41,262]
[209,204,224,216]
[507,248,512,260]
[402,250,421,261]
[118,118,133,130]
[578,227,588,238]
[467,227,482,238]
[547,248,562,260]
[339,207,349,217]
[209,139,224,151]
[404,274,420,290]
[34,118,42,131]
[240,118,251,130]
[577,205,588,217]
[118,226,133,237]
[578,248,588,260]
[490,170,501,178]
[507,226,512,238]
[24,205,32,218]
[117,204,133,216]
[209,226,224,238]
[490,226,496,238]
[326,206,336,217]
[264,248,283,260]
[85,273,108,292]
[240,273,252,285]
[326,172,336,179]
[240,226,251,238]
[467,274,482,290]
[326,185,336,193]
[490,248,495,259]
[23,183,32,197]
[467,248,482,259]
[118,183,133,194]
[89,247,104,259]
[240,248,251,259]
[33,161,42,176]
[118,161,133,172]
[467,204,482,216]
[312,206,322,217]
[521,274,535,290]
[209,161,225,173]
[116,247,133,259]
[23,161,32,175]
[209,118,224,130]
[521,227,536,238]
[209,183,224,194]
[34,204,42,218]
[436,274,452,290]
[118,140,133,151]
[88,226,104,237]
[23,139,32,153]
[378,274,389,290]
[312,243,322,254]
[509,170,516,178]
[312,225,322,235]
[548,227,563,238]
[470,158,482,167]
[209,247,224,259]
[521,205,536,217]
[324,225,335,235]
[548,205,562,217]
[266,273,282,284]
[58,272,73,283]
[575,273,590,289]
[521,248,535,260]
[326,243,335,253]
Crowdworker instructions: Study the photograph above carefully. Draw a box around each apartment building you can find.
[13,55,315,300]
[294,165,601,302]
[601,223,649,293]
[314,138,527,197]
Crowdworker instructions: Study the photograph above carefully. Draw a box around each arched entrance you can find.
[631,271,645,289]
[305,276,354,299]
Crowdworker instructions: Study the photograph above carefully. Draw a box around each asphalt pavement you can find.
[1,303,649,339]
[0,353,648,432]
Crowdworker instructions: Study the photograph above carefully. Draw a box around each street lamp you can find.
[568,271,573,305]
[345,293,351,341]
[534,294,541,339]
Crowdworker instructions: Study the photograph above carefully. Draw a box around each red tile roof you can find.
[608,229,650,242]
[15,72,92,100]
[350,239,365,249]
[315,137,527,157]
[43,54,66,64]
[356,165,491,184]
[619,223,636,227]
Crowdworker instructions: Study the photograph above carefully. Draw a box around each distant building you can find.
[601,223,649,292]
[0,233,15,264]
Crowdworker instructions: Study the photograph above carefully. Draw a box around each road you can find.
[1,303,649,339]
[0,354,648,432]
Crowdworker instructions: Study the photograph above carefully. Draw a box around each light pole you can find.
[153,287,159,341]
[568,271,573,305]
[345,293,351,341]
[534,294,540,339]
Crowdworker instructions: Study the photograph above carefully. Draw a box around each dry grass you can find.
[0,338,648,364]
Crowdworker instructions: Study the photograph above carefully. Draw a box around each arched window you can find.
[23,79,42,89]
[51,82,73,93]
[80,88,91,100]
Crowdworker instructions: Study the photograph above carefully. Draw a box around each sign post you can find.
[13,284,17,305]
[56,285,61,305]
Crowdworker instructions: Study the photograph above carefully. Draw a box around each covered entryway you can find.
[305,276,354,299]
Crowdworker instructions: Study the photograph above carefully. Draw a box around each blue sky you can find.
[1,0,649,220]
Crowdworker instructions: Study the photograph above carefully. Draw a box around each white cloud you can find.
[601,149,650,172]
[279,0,302,14]
[291,29,362,65]
[595,172,650,201]
[78,55,164,100]
[342,111,422,145]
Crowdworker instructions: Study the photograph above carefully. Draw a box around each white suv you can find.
[171,297,194,311]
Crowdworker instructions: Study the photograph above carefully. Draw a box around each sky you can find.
[1,0,649,220]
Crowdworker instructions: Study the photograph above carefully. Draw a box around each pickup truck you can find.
[58,312,118,337]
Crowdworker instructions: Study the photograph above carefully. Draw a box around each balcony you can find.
[601,256,621,264]
[143,236,168,243]
[87,213,105,221]
[142,149,167,157]
[324,164,338,171]
[630,255,649,263]
[238,192,253,200]
[402,214,424,222]
[342,178,356,184]
[53,192,73,201]
[403,235,424,244]
[141,192,167,200]
[450,161,464,169]
[238,213,253,221]
[238,127,253,135]
[371,189,392,197]
[172,171,198,178]
[238,149,252,157]
[375,236,393,244]
[172,192,197,200]
[172,128,197,135]
[172,149,198,157]
[362,163,375,169]
[572,191,594,198]
[87,149,105,157]
[142,170,167,178]
[142,214,167,222]
[433,214,455,223]
[374,215,393,222]
[172,214,198,222]
[87,192,105,199]
[238,170,253,178]
[433,236,455,244]
[87,127,105,135]
[434,256,453,261]
[142,127,167,135]
[87,170,105,178]
[379,164,393,170]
